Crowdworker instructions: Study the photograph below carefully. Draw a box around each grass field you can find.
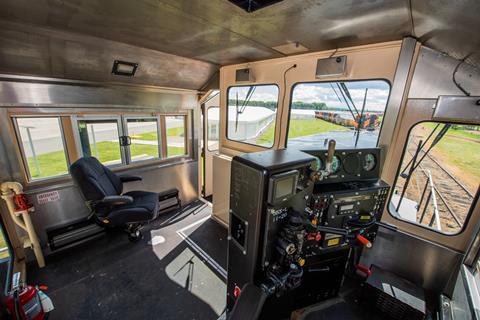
[28,141,185,179]
[432,134,480,190]
[132,127,185,141]
[256,119,348,145]
[0,233,9,259]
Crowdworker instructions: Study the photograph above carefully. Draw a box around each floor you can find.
[27,201,228,320]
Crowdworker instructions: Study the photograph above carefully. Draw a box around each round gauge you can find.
[363,153,376,171]
[331,156,341,173]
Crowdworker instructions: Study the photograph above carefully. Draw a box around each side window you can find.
[14,117,69,180]
[390,122,479,234]
[126,117,160,162]
[0,223,11,296]
[165,115,187,157]
[227,84,279,148]
[77,119,123,166]
[0,225,10,260]
[288,80,390,149]
[207,107,219,151]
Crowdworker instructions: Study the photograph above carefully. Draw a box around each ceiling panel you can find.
[412,0,480,69]
[0,0,478,88]
[0,21,217,90]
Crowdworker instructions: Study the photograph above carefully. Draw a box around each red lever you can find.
[356,234,372,248]
[355,264,372,276]
[233,285,241,299]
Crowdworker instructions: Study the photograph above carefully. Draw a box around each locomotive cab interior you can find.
[0,1,479,319]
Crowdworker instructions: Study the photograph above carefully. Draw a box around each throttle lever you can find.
[325,139,336,174]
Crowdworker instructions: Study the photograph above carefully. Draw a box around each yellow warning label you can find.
[327,238,340,246]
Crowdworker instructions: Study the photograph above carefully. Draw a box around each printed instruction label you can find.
[37,191,60,205]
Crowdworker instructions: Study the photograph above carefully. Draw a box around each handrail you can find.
[426,170,442,231]
[408,149,465,229]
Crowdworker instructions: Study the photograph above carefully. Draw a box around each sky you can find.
[228,80,390,112]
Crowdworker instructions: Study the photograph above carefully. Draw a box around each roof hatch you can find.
[228,0,284,12]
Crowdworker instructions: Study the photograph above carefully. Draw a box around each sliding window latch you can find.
[119,136,131,146]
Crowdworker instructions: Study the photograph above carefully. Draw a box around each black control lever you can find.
[314,225,349,236]
[228,283,267,320]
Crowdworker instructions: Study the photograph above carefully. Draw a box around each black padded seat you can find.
[107,191,159,225]
[70,157,177,239]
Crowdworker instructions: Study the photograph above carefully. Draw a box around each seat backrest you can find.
[70,157,123,201]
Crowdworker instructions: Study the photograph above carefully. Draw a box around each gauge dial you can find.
[331,156,341,173]
[363,153,376,171]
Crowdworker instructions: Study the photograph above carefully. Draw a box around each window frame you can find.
[285,79,392,149]
[12,116,71,182]
[123,115,162,164]
[73,115,126,168]
[10,112,192,185]
[387,119,479,236]
[0,219,13,296]
[225,83,280,149]
[164,114,188,158]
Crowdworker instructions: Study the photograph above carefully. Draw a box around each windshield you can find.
[287,80,390,150]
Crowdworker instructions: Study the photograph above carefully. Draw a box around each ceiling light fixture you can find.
[112,60,138,77]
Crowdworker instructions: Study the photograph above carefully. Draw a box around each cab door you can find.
[201,92,220,201]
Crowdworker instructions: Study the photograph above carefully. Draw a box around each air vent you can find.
[315,56,347,78]
[235,68,253,82]
[272,42,309,55]
[228,0,284,13]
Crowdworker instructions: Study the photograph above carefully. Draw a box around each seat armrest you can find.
[119,175,142,183]
[100,195,134,205]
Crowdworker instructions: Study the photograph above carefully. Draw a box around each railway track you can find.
[398,146,474,233]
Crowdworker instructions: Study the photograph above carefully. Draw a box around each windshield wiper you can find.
[335,83,357,120]
[235,86,256,131]
[400,124,451,177]
[396,123,451,211]
[354,88,368,148]
[340,82,360,117]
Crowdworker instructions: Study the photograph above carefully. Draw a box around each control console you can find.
[227,143,390,319]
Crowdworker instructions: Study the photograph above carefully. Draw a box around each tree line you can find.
[228,100,327,110]
[228,100,386,113]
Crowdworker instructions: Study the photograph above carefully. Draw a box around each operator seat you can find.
[70,157,162,241]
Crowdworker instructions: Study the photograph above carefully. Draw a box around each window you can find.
[77,119,122,166]
[14,117,69,180]
[287,80,390,149]
[227,84,279,147]
[165,115,187,157]
[0,225,10,260]
[126,117,160,162]
[207,107,219,151]
[390,122,479,234]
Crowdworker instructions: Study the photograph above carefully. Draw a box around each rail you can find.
[418,170,442,231]
[406,149,465,228]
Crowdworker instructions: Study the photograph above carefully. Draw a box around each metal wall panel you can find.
[0,78,200,252]
[361,228,464,296]
[24,160,198,247]
[409,47,480,99]
[0,78,198,110]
